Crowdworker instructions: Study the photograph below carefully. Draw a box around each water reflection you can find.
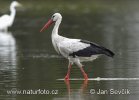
[0,31,16,69]
[58,80,88,100]
[0,31,17,99]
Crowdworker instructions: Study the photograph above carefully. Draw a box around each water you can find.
[0,0,139,100]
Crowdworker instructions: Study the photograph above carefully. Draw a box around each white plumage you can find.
[0,1,21,31]
[40,13,114,80]
[58,38,89,57]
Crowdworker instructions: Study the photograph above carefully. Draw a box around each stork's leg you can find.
[65,62,72,80]
[80,67,88,80]
[75,59,88,80]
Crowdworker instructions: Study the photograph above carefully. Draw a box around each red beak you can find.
[40,19,54,32]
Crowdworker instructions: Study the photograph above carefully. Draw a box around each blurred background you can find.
[0,0,139,100]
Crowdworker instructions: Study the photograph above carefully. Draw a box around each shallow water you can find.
[0,0,139,100]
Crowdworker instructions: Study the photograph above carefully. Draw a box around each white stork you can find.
[40,13,114,80]
[0,1,21,31]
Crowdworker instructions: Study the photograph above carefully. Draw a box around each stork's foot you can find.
[80,67,88,80]
[83,73,88,80]
[64,75,70,80]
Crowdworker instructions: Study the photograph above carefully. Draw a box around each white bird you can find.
[0,1,21,31]
[40,13,114,80]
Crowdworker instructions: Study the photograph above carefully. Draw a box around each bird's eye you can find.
[52,15,55,18]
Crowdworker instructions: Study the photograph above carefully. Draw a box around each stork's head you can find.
[40,13,62,32]
[11,1,21,8]
[51,13,62,22]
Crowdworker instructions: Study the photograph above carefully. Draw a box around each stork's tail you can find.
[102,47,115,57]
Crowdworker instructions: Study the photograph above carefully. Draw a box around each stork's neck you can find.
[52,18,62,37]
[10,5,16,23]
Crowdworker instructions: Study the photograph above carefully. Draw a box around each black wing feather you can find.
[69,40,114,57]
